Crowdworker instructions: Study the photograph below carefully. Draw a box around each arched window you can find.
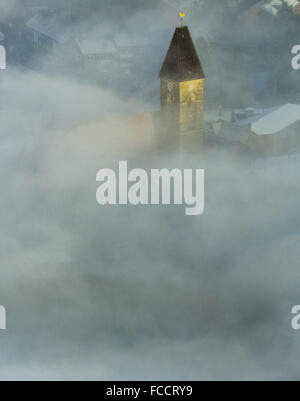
[187,92,197,107]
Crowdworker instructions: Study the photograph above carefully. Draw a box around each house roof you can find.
[261,0,282,16]
[76,38,118,56]
[159,26,205,82]
[26,14,72,44]
[240,0,300,18]
[233,106,280,126]
[284,0,299,7]
[251,104,300,135]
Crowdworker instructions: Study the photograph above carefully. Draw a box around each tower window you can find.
[187,93,197,107]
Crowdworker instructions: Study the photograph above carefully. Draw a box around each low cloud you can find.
[1,0,300,381]
[1,65,300,380]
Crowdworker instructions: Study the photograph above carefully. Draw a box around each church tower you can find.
[159,26,205,150]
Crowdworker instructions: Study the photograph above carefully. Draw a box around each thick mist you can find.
[1,0,300,381]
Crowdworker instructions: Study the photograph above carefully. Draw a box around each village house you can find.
[113,33,150,76]
[75,37,120,85]
[247,104,300,155]
[210,104,300,156]
[25,12,72,53]
[238,0,300,24]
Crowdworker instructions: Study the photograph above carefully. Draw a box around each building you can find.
[113,33,150,76]
[248,104,300,155]
[238,0,300,23]
[75,37,120,84]
[159,25,205,150]
[294,1,300,14]
[25,12,72,52]
[210,104,300,156]
[210,118,251,146]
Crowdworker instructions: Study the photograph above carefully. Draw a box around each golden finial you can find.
[179,12,185,26]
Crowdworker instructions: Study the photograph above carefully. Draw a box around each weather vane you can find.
[179,12,185,26]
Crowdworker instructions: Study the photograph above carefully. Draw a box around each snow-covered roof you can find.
[285,0,299,7]
[260,0,300,16]
[76,38,118,55]
[261,0,282,16]
[251,104,300,135]
[26,14,72,44]
[234,106,280,126]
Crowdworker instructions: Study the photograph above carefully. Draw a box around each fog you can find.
[1,0,300,381]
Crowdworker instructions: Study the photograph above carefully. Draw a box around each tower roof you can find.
[159,26,205,82]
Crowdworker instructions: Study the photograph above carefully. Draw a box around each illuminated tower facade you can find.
[159,26,205,150]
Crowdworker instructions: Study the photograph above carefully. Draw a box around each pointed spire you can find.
[159,26,205,82]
